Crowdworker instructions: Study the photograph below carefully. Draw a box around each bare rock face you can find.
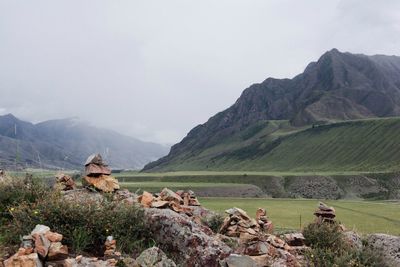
[366,234,400,266]
[136,247,176,267]
[144,208,231,266]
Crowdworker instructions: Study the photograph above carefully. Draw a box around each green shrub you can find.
[202,213,225,233]
[0,175,49,223]
[3,192,153,255]
[303,222,388,267]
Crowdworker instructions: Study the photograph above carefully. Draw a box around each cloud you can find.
[0,0,399,144]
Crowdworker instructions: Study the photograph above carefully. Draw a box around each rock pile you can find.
[104,236,121,259]
[313,202,336,223]
[83,154,120,192]
[220,207,260,241]
[256,208,273,233]
[4,225,68,267]
[138,188,201,216]
[219,207,301,266]
[54,173,76,191]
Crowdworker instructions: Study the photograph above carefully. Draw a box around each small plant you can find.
[303,222,388,267]
[71,227,92,254]
[202,213,225,233]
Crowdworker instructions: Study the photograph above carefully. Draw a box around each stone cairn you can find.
[4,225,68,267]
[219,207,305,266]
[54,173,76,191]
[314,202,336,223]
[256,208,273,233]
[138,188,201,216]
[82,154,120,192]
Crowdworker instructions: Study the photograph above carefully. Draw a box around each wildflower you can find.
[33,210,39,215]
[9,207,15,212]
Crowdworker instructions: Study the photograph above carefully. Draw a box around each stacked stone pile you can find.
[219,207,302,266]
[54,173,76,191]
[82,154,120,192]
[4,225,68,267]
[138,188,201,216]
[256,208,273,233]
[313,202,336,223]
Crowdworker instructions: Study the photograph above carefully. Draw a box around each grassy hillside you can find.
[148,117,400,172]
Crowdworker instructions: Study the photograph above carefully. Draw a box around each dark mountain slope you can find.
[144,49,400,171]
[0,114,168,169]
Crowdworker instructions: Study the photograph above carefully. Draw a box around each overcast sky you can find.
[1,0,400,144]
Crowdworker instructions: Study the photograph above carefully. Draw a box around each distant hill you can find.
[0,114,168,170]
[144,49,400,172]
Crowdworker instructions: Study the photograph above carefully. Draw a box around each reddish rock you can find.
[4,253,43,267]
[83,175,120,192]
[32,233,50,259]
[139,191,154,208]
[47,242,68,261]
[45,231,63,243]
[159,188,183,203]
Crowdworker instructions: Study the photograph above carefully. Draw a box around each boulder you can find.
[144,208,231,266]
[313,202,336,223]
[62,189,104,204]
[136,247,176,267]
[366,234,400,266]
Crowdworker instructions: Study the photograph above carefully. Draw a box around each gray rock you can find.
[366,234,400,266]
[144,208,231,266]
[30,225,50,236]
[343,231,362,251]
[224,254,258,267]
[136,247,176,267]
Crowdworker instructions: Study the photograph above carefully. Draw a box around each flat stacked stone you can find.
[314,202,336,223]
[82,154,119,192]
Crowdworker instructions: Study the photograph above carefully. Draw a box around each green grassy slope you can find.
[152,117,400,172]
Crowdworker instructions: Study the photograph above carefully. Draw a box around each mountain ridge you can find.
[0,114,168,170]
[143,49,400,171]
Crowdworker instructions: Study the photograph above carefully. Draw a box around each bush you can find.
[0,175,49,223]
[202,213,225,233]
[303,222,388,267]
[2,191,153,255]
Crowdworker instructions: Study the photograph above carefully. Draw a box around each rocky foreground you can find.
[1,155,399,267]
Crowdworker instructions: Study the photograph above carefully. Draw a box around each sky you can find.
[1,0,400,144]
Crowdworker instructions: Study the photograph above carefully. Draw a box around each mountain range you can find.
[0,114,168,170]
[143,49,400,172]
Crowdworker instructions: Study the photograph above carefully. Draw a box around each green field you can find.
[200,198,400,235]
[119,181,251,194]
[146,117,400,172]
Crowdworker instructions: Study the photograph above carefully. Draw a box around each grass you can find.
[145,117,400,172]
[120,181,251,194]
[200,198,400,235]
